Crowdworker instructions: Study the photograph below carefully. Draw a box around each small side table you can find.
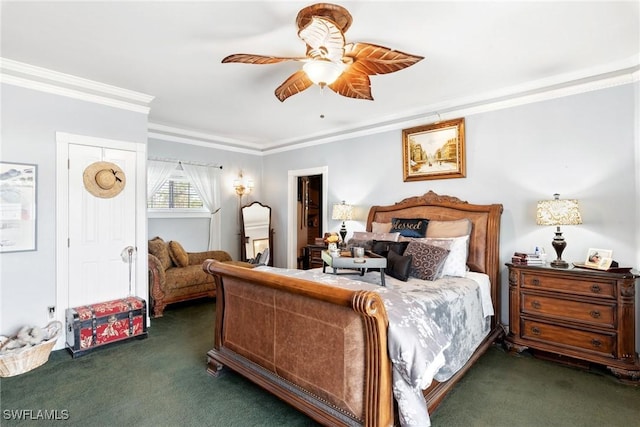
[321,250,387,286]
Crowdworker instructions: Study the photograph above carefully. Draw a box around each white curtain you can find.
[147,160,176,198]
[182,164,222,250]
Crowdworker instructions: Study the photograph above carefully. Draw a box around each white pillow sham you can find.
[414,235,469,277]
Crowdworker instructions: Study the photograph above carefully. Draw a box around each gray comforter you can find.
[256,266,492,426]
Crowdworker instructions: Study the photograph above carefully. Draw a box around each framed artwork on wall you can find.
[0,161,37,252]
[402,117,466,181]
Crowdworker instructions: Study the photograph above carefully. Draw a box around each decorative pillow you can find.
[168,240,189,267]
[386,250,413,281]
[404,241,450,281]
[346,239,374,252]
[148,237,173,271]
[371,222,392,233]
[389,218,429,238]
[419,235,469,277]
[371,240,410,257]
[352,231,400,242]
[426,219,472,238]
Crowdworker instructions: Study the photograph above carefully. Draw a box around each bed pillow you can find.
[386,250,412,281]
[426,219,472,238]
[371,240,410,257]
[390,218,429,238]
[346,239,374,251]
[403,241,450,281]
[419,235,470,277]
[352,231,400,242]
[371,222,392,233]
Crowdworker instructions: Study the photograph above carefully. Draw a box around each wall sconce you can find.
[332,200,353,247]
[233,172,254,197]
[536,193,582,268]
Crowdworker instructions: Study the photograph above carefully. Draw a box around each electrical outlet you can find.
[47,306,55,319]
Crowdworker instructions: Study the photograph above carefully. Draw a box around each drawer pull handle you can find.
[590,310,601,319]
[591,284,601,293]
[531,301,541,309]
[591,339,602,348]
[531,327,541,335]
[531,278,540,286]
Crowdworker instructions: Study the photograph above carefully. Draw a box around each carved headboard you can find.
[367,191,503,325]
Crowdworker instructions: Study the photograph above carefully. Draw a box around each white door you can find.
[67,144,137,306]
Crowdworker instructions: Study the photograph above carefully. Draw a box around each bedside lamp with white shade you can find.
[332,201,353,247]
[536,193,582,268]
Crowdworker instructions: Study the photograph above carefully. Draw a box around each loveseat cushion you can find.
[149,237,173,271]
[164,265,214,290]
[168,241,189,267]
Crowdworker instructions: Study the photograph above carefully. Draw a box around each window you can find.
[147,169,207,216]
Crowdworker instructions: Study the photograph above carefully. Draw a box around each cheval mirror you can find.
[240,201,273,266]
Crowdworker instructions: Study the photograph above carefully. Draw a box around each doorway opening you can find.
[286,166,328,269]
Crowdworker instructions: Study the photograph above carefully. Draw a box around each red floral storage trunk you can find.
[65,296,148,358]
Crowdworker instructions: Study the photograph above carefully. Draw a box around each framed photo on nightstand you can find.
[584,248,613,270]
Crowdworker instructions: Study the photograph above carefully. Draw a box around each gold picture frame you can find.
[402,117,466,181]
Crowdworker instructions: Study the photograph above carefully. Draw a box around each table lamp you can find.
[331,201,353,247]
[536,193,582,268]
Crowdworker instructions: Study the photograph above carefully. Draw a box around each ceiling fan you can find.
[222,3,424,102]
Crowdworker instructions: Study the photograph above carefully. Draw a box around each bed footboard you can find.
[203,260,393,427]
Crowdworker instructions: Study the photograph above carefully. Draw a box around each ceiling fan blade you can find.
[298,16,345,62]
[344,42,424,75]
[222,54,305,64]
[329,71,373,100]
[275,70,313,102]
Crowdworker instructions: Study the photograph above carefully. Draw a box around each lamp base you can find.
[550,259,569,269]
[550,226,568,269]
[339,221,347,248]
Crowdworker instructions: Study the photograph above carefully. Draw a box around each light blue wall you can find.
[0,83,148,334]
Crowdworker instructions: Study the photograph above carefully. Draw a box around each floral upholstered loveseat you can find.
[147,237,253,317]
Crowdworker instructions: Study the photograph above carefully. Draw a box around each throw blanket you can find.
[256,267,492,426]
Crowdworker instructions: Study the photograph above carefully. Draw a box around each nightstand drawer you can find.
[521,273,615,299]
[521,318,615,358]
[521,293,615,328]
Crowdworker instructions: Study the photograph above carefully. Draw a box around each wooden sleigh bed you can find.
[204,191,503,426]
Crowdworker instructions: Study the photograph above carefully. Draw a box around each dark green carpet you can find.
[1,300,638,426]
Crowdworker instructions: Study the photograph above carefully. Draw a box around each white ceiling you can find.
[1,1,638,152]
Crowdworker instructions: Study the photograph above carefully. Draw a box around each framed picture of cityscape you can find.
[402,117,466,181]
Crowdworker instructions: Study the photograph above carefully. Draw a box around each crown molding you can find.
[149,58,639,155]
[2,56,636,154]
[263,60,639,154]
[0,58,153,114]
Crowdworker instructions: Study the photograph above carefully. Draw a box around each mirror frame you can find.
[240,201,273,266]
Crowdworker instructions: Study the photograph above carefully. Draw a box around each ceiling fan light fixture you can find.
[303,59,344,87]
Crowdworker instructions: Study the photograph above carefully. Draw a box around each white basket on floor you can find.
[0,321,62,378]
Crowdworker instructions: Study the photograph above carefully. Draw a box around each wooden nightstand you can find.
[302,244,326,269]
[505,263,640,383]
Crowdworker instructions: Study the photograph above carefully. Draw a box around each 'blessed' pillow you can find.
[404,241,450,281]
[390,218,429,238]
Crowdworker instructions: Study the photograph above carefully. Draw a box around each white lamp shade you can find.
[536,195,582,226]
[332,203,353,221]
